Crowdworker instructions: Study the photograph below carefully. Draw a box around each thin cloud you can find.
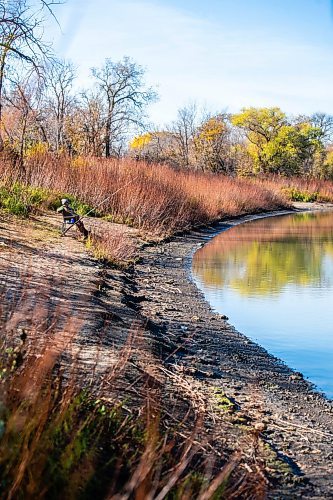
[50,0,333,123]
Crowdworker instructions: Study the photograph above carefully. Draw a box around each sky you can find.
[47,0,333,126]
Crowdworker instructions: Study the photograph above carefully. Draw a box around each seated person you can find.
[57,198,89,239]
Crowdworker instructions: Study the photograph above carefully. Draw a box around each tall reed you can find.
[0,154,288,236]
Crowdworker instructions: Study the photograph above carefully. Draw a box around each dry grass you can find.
[0,356,268,499]
[86,227,138,267]
[0,155,304,497]
[0,274,269,499]
[0,154,288,237]
[255,175,333,203]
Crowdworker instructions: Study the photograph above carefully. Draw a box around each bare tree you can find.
[44,59,76,151]
[311,112,333,144]
[78,90,105,156]
[0,0,57,150]
[91,56,157,157]
[3,70,46,165]
[169,103,197,168]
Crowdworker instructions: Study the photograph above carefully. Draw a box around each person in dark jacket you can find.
[57,198,89,239]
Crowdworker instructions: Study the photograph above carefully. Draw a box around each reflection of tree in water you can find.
[193,211,333,296]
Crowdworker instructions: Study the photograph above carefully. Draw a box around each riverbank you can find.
[133,203,333,498]
[1,204,333,497]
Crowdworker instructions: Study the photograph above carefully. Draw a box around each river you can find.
[192,210,333,399]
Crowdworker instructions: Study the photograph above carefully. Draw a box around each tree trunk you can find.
[105,119,111,157]
[0,52,7,152]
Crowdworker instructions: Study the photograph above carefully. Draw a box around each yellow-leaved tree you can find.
[232,107,324,176]
[194,115,229,172]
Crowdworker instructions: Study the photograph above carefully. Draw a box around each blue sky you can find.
[49,0,333,125]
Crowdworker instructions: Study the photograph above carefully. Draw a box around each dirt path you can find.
[0,212,154,399]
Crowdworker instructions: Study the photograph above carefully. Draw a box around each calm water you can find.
[192,211,333,399]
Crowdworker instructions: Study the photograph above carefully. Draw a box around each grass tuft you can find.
[85,228,137,267]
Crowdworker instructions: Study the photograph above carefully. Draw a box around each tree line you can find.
[1,0,333,180]
[130,105,333,179]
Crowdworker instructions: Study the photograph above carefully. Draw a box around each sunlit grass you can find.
[0,154,288,236]
[255,175,333,203]
[0,298,268,499]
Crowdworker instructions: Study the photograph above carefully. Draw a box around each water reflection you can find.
[193,212,333,296]
[192,211,333,398]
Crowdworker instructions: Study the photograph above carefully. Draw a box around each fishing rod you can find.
[62,175,140,236]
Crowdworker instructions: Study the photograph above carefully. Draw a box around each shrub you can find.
[256,175,333,204]
[0,183,54,216]
[281,187,318,202]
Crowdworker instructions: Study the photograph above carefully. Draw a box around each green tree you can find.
[315,148,333,180]
[232,107,324,176]
[232,107,286,143]
[260,123,323,176]
[231,107,287,173]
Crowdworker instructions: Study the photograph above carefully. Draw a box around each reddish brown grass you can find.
[0,154,288,236]
[0,291,268,500]
[255,175,333,203]
[86,227,138,266]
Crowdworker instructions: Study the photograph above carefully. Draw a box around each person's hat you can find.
[61,198,69,205]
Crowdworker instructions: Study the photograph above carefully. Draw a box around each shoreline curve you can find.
[134,202,333,497]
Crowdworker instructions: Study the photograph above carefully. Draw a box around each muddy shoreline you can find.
[2,204,333,497]
[133,204,333,498]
